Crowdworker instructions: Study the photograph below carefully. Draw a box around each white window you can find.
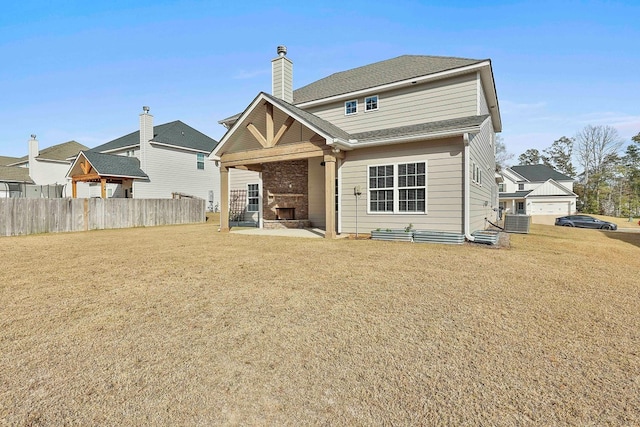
[365,95,378,112]
[498,183,505,192]
[368,162,427,214]
[345,100,357,115]
[247,184,259,212]
[518,183,525,191]
[197,153,205,170]
[472,163,482,186]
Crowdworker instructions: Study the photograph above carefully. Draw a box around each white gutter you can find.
[463,132,475,242]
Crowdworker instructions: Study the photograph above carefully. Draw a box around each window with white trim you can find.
[197,153,205,170]
[368,162,426,213]
[365,95,378,112]
[345,100,357,115]
[472,162,482,186]
[518,183,525,191]
[498,182,505,192]
[247,184,259,212]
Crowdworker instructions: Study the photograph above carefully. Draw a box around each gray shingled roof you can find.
[352,115,489,143]
[80,151,148,178]
[262,92,352,141]
[91,121,219,153]
[293,55,485,104]
[0,165,34,183]
[511,165,573,182]
[0,156,20,166]
[11,141,88,164]
[499,191,532,199]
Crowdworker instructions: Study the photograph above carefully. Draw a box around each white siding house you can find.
[1,137,88,197]
[81,107,220,208]
[499,165,577,221]
[212,48,502,240]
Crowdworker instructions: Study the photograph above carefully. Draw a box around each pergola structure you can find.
[67,151,148,198]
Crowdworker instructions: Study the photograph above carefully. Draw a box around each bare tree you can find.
[495,135,513,171]
[575,125,623,212]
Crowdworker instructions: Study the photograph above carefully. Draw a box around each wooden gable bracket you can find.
[80,160,92,175]
[246,102,296,149]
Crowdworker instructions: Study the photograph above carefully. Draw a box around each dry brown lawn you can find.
[1,219,639,425]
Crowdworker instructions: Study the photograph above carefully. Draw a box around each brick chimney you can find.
[139,106,153,170]
[28,134,39,166]
[272,45,293,103]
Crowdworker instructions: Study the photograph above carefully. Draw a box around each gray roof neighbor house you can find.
[510,164,573,182]
[91,120,219,153]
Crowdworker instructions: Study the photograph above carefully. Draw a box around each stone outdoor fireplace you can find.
[262,160,311,229]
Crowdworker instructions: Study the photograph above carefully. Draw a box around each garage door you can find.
[530,201,571,215]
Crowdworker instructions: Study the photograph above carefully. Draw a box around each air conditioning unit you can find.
[504,214,530,234]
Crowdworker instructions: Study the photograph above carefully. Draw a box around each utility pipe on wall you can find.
[463,133,475,242]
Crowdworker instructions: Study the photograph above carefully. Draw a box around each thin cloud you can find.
[232,68,269,79]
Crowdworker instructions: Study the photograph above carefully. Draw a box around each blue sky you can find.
[1,0,638,161]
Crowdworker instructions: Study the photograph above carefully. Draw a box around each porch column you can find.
[324,154,337,238]
[72,180,77,198]
[220,166,230,232]
[101,178,106,199]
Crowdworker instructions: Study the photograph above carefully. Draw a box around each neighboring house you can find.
[210,46,502,239]
[0,165,34,198]
[499,164,577,220]
[73,107,220,206]
[1,137,88,197]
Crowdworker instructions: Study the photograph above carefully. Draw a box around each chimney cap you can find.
[143,106,150,113]
[277,45,287,57]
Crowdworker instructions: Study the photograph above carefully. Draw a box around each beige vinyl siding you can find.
[340,137,464,233]
[468,118,497,231]
[477,72,490,115]
[307,157,326,228]
[133,144,220,203]
[306,74,478,134]
[229,168,260,222]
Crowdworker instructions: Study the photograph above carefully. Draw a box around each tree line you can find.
[498,125,640,218]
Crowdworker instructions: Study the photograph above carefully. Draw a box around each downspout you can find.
[464,133,475,242]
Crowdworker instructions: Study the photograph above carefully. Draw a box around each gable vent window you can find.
[365,95,378,112]
[197,153,205,170]
[345,100,357,115]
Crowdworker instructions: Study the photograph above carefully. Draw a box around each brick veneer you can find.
[262,160,308,221]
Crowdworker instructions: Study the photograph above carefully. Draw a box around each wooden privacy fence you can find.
[0,198,205,237]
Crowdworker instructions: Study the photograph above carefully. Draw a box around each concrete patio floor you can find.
[230,227,347,238]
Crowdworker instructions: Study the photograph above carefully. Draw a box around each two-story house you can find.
[0,137,88,198]
[69,107,220,208]
[210,47,502,239]
[499,164,577,221]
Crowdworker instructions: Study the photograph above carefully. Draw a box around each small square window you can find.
[345,100,357,115]
[518,183,525,191]
[365,95,378,112]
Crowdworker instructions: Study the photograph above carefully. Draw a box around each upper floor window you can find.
[498,183,505,192]
[197,153,205,170]
[518,183,525,191]
[365,95,378,112]
[345,100,357,115]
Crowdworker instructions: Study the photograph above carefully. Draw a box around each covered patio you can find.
[213,92,349,239]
